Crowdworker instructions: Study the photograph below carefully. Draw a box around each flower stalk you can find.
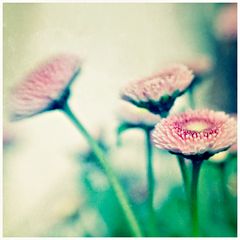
[177,155,189,198]
[61,103,144,237]
[218,161,231,224]
[190,159,203,237]
[144,128,157,235]
[219,162,227,202]
[188,86,195,109]
[145,128,154,216]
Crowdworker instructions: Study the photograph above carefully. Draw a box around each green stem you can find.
[219,162,233,225]
[177,155,189,199]
[190,159,203,237]
[62,103,144,237]
[219,162,227,204]
[145,128,157,235]
[188,87,195,109]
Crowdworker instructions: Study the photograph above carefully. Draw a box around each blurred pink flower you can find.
[209,114,237,163]
[10,54,81,120]
[3,128,14,147]
[117,101,161,127]
[215,3,237,41]
[152,109,237,160]
[121,64,193,116]
[184,55,213,76]
[229,141,237,153]
[229,114,237,153]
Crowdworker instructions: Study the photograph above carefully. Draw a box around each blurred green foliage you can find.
[50,143,236,237]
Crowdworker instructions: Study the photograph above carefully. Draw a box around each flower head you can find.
[152,109,237,160]
[10,54,81,121]
[209,114,237,163]
[214,3,237,41]
[117,101,161,127]
[121,64,194,117]
[184,55,212,77]
[229,114,237,153]
[3,127,15,147]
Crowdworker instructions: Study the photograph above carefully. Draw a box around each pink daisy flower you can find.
[184,55,213,77]
[214,3,237,41]
[209,114,237,163]
[121,64,194,117]
[229,114,237,153]
[10,54,81,121]
[152,109,237,160]
[117,101,161,127]
[3,127,15,147]
[229,141,237,153]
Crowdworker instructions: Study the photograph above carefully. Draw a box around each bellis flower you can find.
[185,55,212,77]
[121,64,194,117]
[152,109,237,161]
[10,54,81,121]
[214,3,237,41]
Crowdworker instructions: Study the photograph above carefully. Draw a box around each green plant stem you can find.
[61,103,144,237]
[219,162,232,225]
[188,87,195,109]
[219,162,227,204]
[190,159,203,237]
[145,128,157,235]
[177,155,189,199]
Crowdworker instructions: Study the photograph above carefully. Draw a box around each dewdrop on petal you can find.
[152,109,237,161]
[10,54,81,121]
[121,64,194,117]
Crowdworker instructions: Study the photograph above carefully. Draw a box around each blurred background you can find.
[3,3,237,237]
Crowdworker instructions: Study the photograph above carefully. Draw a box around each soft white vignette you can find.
[3,3,207,236]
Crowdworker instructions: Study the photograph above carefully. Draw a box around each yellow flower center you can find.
[185,121,209,132]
